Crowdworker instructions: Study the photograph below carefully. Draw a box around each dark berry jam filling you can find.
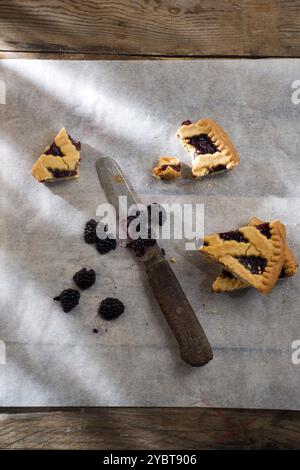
[222,269,234,279]
[160,164,181,172]
[48,169,77,178]
[68,134,81,151]
[236,255,267,275]
[181,120,192,126]
[45,143,64,157]
[188,134,218,155]
[211,164,226,173]
[255,222,271,239]
[279,267,285,278]
[219,230,248,243]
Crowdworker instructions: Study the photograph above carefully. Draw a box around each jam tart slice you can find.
[200,220,286,294]
[32,128,81,182]
[212,218,298,292]
[152,156,181,180]
[177,118,239,178]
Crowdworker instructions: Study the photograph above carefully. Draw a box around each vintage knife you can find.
[96,157,213,367]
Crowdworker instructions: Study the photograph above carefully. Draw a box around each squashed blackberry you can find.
[127,228,157,257]
[84,219,98,244]
[95,236,117,254]
[98,298,125,320]
[54,289,80,313]
[73,268,96,290]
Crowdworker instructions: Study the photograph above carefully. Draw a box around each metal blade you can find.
[96,157,138,217]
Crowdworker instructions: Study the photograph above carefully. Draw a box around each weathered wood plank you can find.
[0,0,299,57]
[0,408,299,449]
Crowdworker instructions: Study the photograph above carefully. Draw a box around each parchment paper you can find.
[0,59,299,407]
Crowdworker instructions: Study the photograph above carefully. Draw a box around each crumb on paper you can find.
[170,257,176,263]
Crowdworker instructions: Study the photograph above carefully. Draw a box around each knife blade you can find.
[96,157,213,367]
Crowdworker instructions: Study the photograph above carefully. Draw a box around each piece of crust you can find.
[152,156,181,180]
[212,218,298,292]
[200,220,286,294]
[177,118,240,177]
[249,217,298,278]
[32,128,81,182]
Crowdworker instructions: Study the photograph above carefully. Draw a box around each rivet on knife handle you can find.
[144,250,213,367]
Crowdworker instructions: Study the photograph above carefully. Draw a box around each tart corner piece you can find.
[32,128,81,183]
[212,218,298,293]
[177,118,240,178]
[200,219,286,294]
[152,156,181,180]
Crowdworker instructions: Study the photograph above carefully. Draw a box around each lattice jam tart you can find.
[152,156,181,180]
[177,118,239,177]
[32,128,81,182]
[212,218,298,293]
[200,219,287,294]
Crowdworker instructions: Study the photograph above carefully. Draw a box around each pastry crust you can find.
[249,217,298,278]
[212,271,246,293]
[212,218,298,292]
[177,118,240,177]
[200,220,286,294]
[152,156,181,180]
[32,128,81,182]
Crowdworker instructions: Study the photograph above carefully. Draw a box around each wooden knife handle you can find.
[144,251,213,367]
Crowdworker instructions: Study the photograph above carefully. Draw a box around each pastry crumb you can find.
[152,156,181,180]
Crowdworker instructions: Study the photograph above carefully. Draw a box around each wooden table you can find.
[0,0,300,450]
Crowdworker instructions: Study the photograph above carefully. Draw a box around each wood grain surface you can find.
[0,0,299,57]
[0,408,299,450]
[1,0,300,451]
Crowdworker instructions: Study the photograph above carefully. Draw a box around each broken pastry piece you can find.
[200,220,287,294]
[32,128,81,182]
[212,218,298,292]
[152,156,181,180]
[177,118,239,178]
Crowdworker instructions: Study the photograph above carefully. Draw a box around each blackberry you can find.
[73,268,96,290]
[95,236,117,254]
[127,228,157,257]
[98,298,125,320]
[127,214,141,233]
[84,219,98,244]
[147,203,166,227]
[54,289,80,313]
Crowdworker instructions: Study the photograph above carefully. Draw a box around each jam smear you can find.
[219,230,248,243]
[68,134,81,151]
[160,164,181,172]
[188,134,218,155]
[236,255,267,275]
[45,143,64,157]
[255,222,271,239]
